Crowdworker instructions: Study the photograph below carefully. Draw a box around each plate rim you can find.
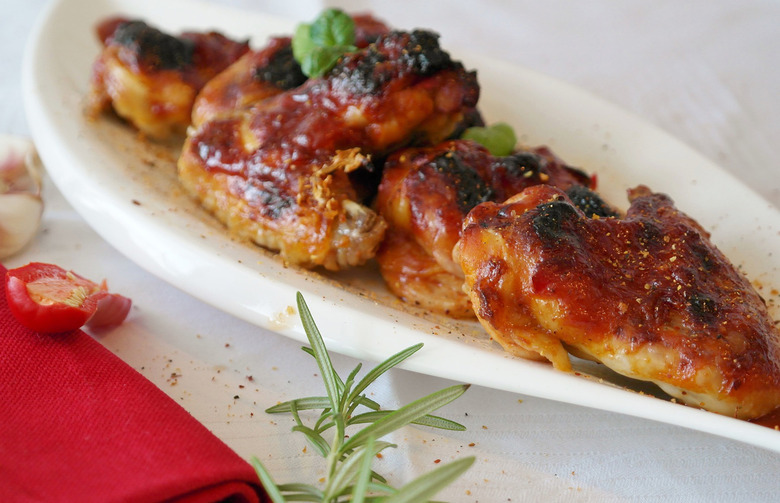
[22,0,780,453]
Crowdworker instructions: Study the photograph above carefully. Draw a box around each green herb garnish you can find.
[252,292,474,502]
[461,122,518,156]
[292,9,358,78]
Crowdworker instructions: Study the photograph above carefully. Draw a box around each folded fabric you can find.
[0,264,266,502]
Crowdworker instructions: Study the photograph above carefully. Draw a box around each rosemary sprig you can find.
[251,292,475,502]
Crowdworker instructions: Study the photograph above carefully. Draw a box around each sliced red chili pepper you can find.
[5,262,131,333]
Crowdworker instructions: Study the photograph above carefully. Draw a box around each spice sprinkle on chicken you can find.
[455,184,780,419]
[178,29,480,271]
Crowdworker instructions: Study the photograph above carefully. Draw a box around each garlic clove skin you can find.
[0,136,44,259]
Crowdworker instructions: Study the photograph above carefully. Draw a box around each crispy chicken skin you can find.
[178,30,480,270]
[190,36,306,128]
[454,184,780,418]
[191,14,391,127]
[376,139,593,317]
[86,17,249,139]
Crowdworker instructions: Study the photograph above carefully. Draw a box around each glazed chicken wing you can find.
[86,17,249,139]
[191,14,391,127]
[454,184,780,418]
[376,139,593,317]
[178,30,480,270]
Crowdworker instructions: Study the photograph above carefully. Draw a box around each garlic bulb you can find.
[0,136,43,259]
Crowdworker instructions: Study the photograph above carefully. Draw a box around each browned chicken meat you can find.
[86,17,249,139]
[178,30,480,270]
[191,14,391,127]
[454,184,780,418]
[376,139,593,317]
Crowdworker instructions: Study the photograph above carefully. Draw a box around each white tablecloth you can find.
[3,0,780,501]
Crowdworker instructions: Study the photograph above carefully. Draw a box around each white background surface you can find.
[4,0,780,501]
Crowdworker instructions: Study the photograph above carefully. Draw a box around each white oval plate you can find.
[23,0,780,451]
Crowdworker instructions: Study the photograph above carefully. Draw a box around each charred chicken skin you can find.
[454,184,780,418]
[191,14,391,127]
[376,139,593,317]
[86,17,249,139]
[178,30,480,270]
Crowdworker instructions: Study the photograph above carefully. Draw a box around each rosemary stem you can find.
[323,410,345,498]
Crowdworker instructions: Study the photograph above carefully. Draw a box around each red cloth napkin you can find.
[0,264,267,503]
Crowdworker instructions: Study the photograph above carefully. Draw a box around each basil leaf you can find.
[300,45,349,78]
[310,8,355,47]
[291,22,314,62]
[462,122,518,156]
[292,8,357,77]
